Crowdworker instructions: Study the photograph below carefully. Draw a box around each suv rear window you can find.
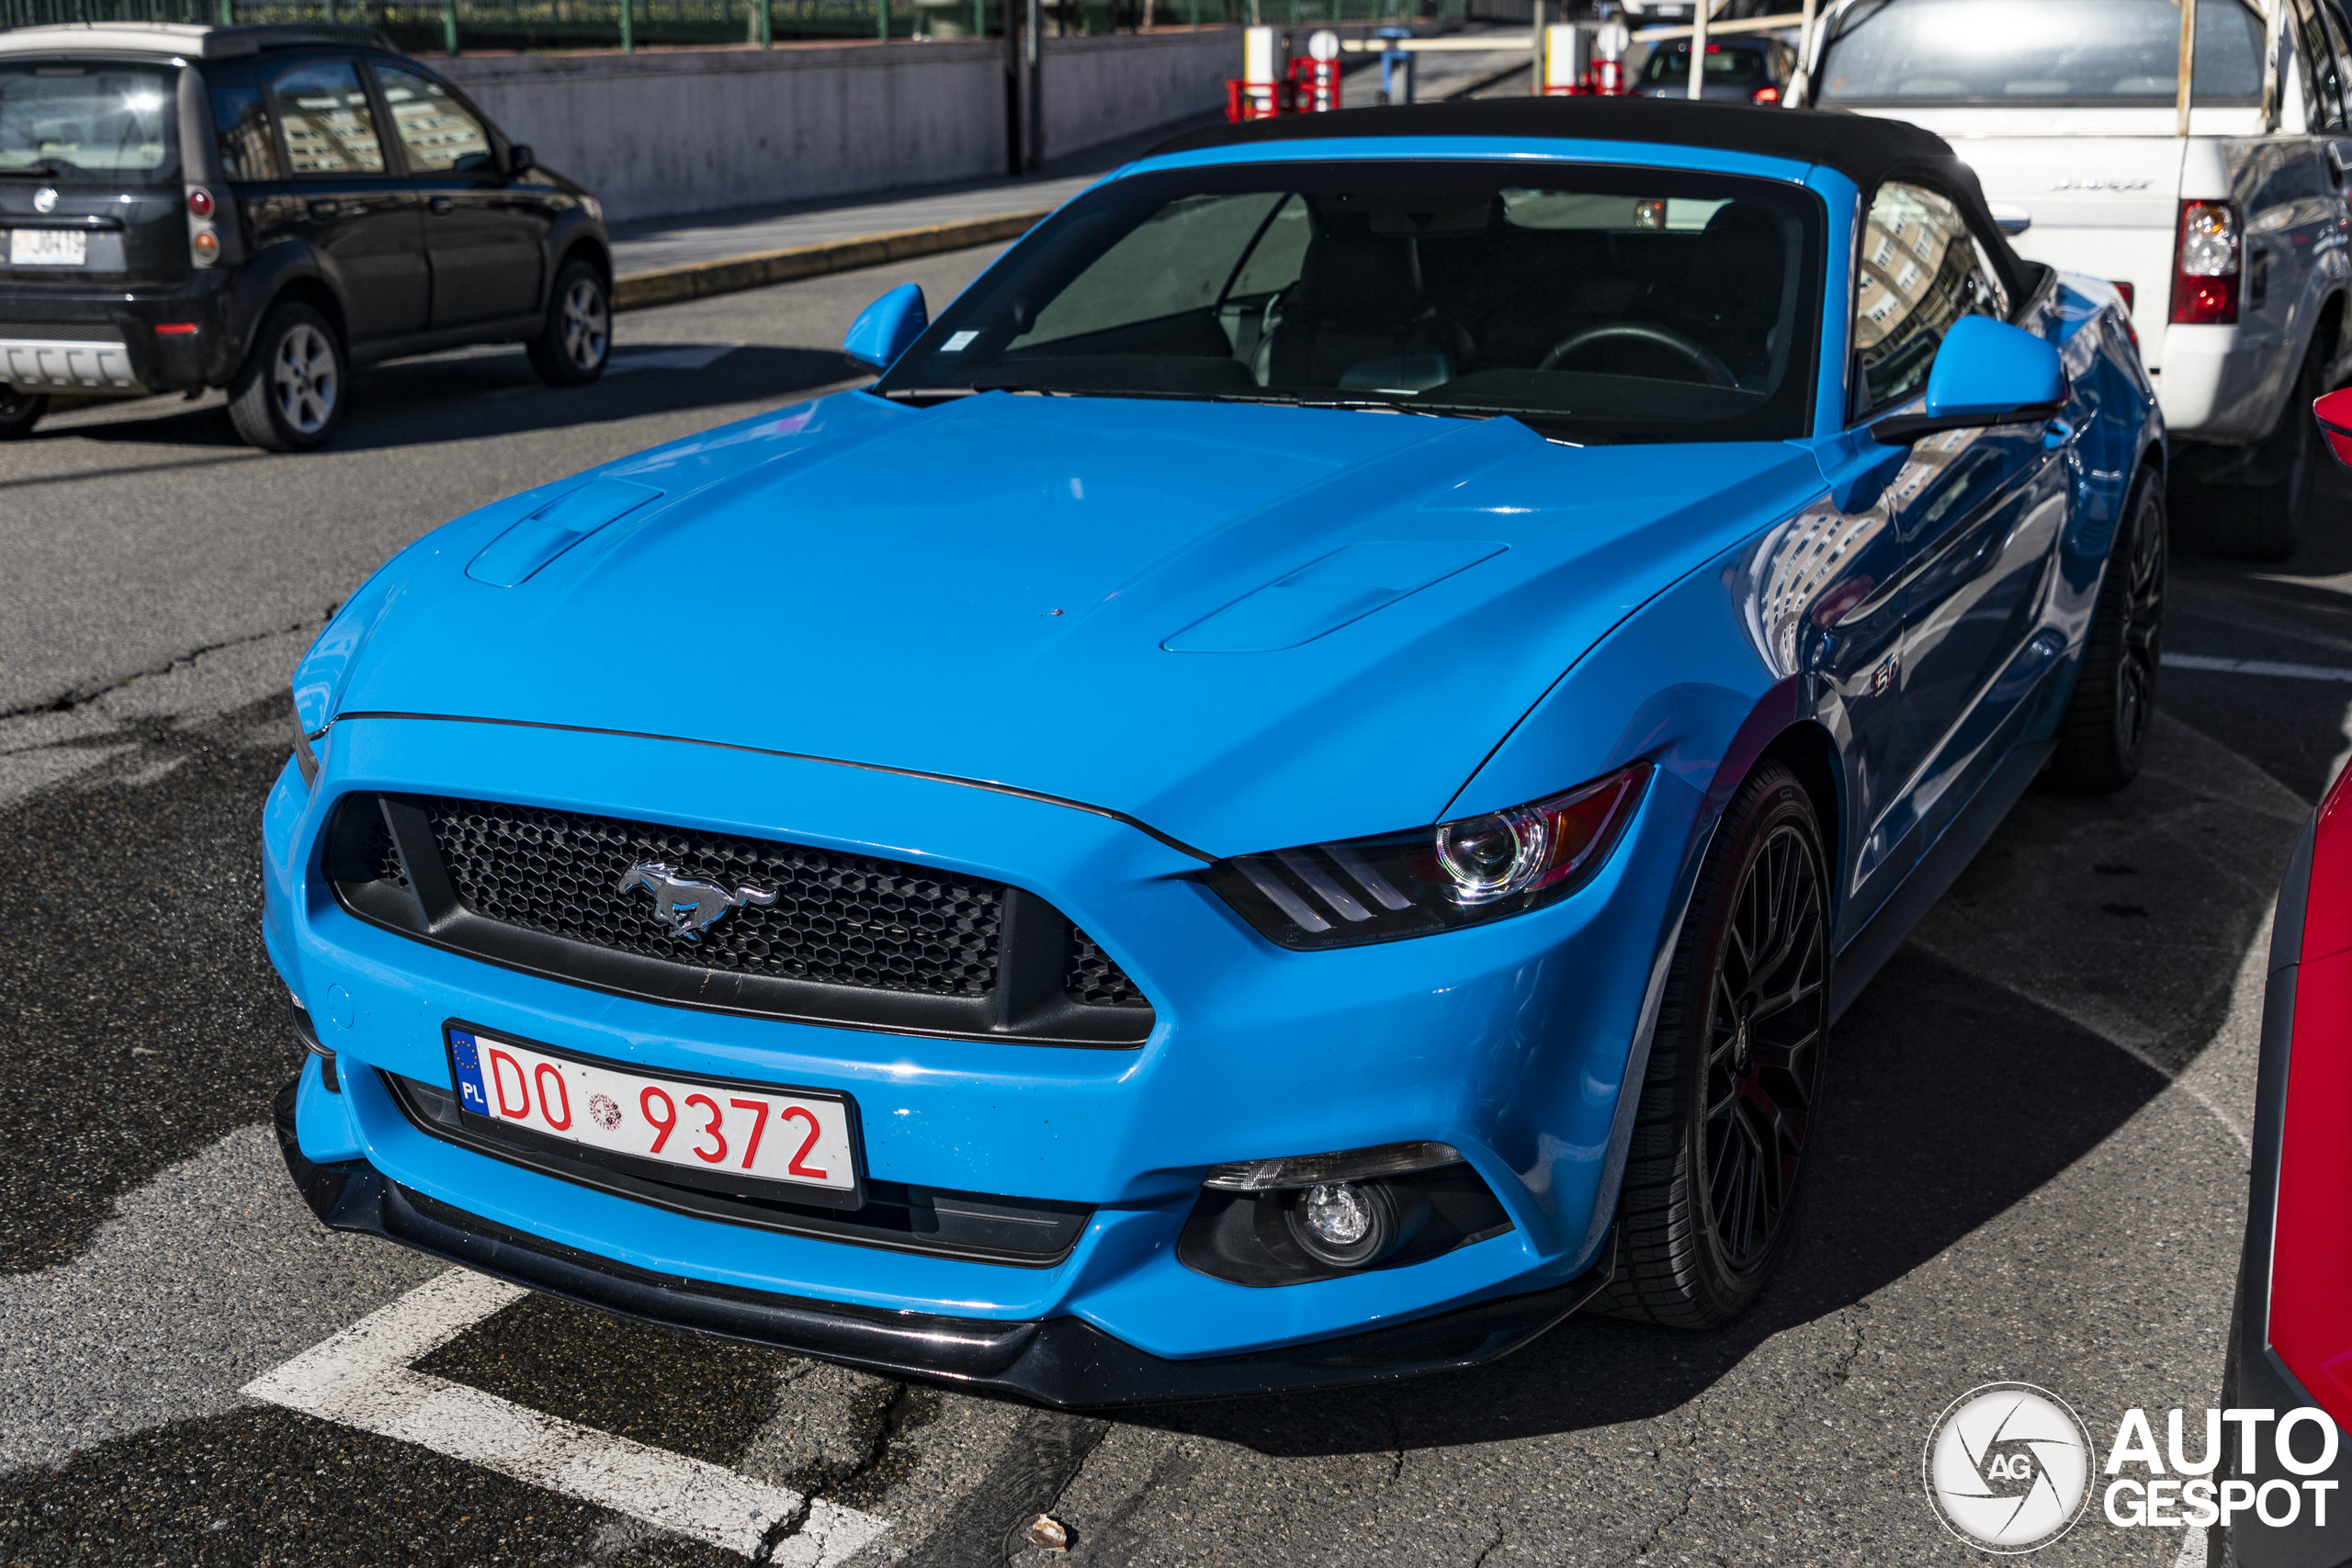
[1644,43,1771,88]
[1817,0,2264,105]
[0,62,177,177]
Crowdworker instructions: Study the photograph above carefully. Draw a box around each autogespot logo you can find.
[1923,1383,2095,1552]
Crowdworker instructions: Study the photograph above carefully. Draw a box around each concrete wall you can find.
[437,28,1253,226]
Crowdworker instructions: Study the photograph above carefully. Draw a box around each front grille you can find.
[422,796,1003,999]
[327,793,1153,1046]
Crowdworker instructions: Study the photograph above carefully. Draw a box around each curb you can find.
[612,210,1048,311]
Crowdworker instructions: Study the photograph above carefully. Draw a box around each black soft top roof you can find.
[1149,98,2027,294]
[1153,98,1960,193]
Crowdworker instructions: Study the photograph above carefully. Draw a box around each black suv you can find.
[0,22,611,449]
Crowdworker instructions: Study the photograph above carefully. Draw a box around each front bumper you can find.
[276,1078,1615,1407]
[264,714,1691,1384]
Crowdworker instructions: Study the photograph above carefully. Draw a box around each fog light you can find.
[1285,1179,1404,1267]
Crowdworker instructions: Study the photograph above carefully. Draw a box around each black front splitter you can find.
[274,1082,1615,1409]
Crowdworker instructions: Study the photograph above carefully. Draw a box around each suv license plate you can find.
[9,230,86,266]
[447,1026,861,1201]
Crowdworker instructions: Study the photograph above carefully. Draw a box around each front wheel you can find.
[527,259,611,387]
[1598,761,1830,1328]
[2042,464,2165,794]
[227,302,346,452]
[0,386,47,439]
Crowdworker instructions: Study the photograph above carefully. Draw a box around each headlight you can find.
[1205,762,1650,950]
[290,715,323,789]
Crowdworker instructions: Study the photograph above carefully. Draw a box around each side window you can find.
[2290,0,2343,129]
[1853,181,2005,414]
[2315,0,2352,130]
[372,65,494,175]
[267,59,385,177]
[209,86,280,182]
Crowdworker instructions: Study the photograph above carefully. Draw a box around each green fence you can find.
[3,0,1442,50]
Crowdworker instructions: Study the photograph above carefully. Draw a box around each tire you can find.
[2042,464,2165,794]
[2190,343,2322,561]
[0,387,46,439]
[527,259,611,387]
[227,302,346,453]
[1598,761,1830,1328]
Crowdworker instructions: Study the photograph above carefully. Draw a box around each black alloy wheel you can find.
[1701,817,1828,1273]
[2044,464,2165,794]
[2189,341,2320,561]
[0,386,47,440]
[1600,761,1828,1327]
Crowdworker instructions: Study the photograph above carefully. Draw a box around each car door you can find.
[369,61,544,330]
[259,55,426,346]
[1856,181,2075,850]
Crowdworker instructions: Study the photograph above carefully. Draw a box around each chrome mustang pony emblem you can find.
[617,861,776,942]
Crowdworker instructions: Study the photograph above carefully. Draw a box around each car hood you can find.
[326,391,1823,857]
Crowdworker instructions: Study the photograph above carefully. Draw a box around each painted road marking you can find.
[2165,653,2352,682]
[241,1269,888,1563]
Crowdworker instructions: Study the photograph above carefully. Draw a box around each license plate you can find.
[446,1025,862,1205]
[8,229,86,266]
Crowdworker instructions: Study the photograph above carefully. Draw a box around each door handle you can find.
[307,197,339,220]
[428,196,454,215]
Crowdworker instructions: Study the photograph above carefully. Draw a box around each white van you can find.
[1796,0,2352,557]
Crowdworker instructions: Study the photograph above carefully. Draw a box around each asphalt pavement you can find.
[3,245,2346,1568]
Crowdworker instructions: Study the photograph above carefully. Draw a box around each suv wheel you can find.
[528,259,610,387]
[1598,761,1829,1328]
[0,387,47,440]
[2188,341,2322,561]
[2042,464,2165,794]
[229,303,346,452]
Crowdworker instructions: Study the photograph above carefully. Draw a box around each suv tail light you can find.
[2170,200,2240,324]
[1751,85,1781,104]
[186,184,220,268]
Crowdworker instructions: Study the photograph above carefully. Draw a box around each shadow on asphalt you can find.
[1108,945,2170,1454]
[23,344,857,454]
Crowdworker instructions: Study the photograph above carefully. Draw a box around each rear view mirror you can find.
[2315,386,2352,469]
[842,283,929,372]
[1871,316,2064,446]
[506,143,534,178]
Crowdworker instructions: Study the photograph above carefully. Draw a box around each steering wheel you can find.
[1536,322,1738,389]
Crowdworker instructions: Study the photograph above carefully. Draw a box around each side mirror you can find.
[842,283,928,372]
[1871,315,2064,446]
[506,143,534,178]
[2315,386,2352,469]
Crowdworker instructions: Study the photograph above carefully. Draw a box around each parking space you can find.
[2,246,2345,1567]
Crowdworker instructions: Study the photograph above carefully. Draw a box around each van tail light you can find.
[2170,200,2240,324]
[186,184,221,268]
[187,186,214,219]
[1751,85,1780,104]
[189,230,220,264]
[2111,280,2135,311]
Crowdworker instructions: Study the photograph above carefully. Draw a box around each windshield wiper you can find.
[0,163,62,179]
[1207,391,1464,417]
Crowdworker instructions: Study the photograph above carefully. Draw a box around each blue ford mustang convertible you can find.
[265,100,2162,1405]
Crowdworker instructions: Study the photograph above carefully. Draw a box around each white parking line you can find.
[240,1269,888,1563]
[2165,652,2352,682]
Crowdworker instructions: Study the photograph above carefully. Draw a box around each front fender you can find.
[538,209,610,305]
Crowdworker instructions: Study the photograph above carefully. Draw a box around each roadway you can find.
[2,244,2344,1568]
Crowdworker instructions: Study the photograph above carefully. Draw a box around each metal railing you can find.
[3,0,1447,47]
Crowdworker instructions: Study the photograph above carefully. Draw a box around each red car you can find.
[2216,391,2352,1564]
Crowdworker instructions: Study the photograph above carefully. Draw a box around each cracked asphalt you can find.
[3,243,2348,1567]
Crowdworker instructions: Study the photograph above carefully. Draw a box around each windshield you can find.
[1816,0,2263,105]
[875,161,1825,445]
[0,62,177,177]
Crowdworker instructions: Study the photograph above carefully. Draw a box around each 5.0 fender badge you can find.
[618,861,776,942]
